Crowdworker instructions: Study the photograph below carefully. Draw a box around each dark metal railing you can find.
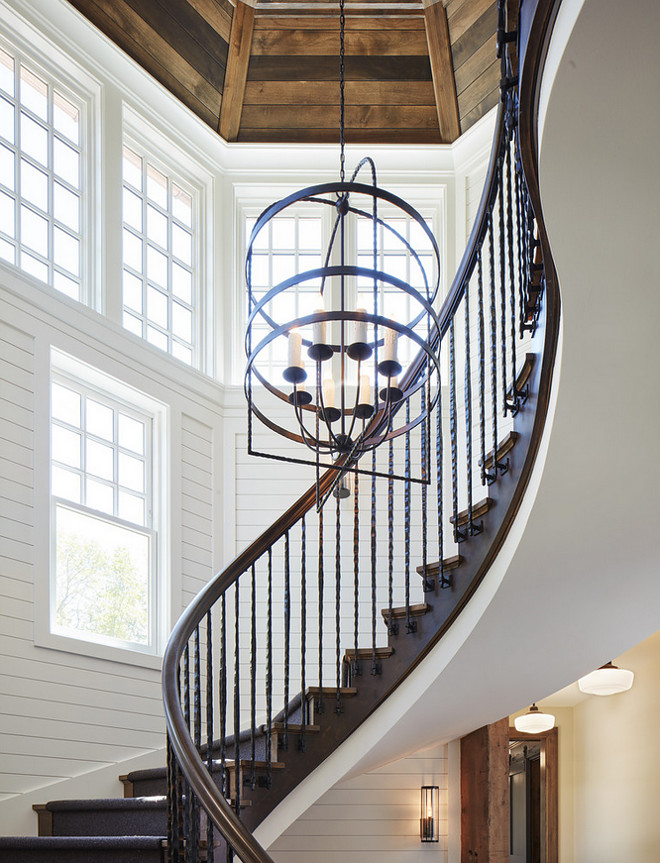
[162,2,559,860]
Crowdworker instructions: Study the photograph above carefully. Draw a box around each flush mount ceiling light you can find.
[514,703,555,734]
[244,0,442,507]
[577,661,634,696]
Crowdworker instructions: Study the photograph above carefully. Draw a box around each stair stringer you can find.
[254,328,562,850]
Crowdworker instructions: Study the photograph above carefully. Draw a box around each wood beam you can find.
[424,0,461,141]
[219,0,255,141]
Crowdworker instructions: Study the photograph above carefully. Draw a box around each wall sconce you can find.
[420,785,439,843]
[578,661,634,696]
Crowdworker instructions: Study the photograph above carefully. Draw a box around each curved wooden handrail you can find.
[162,2,563,860]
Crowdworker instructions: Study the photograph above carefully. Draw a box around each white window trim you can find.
[0,13,102,310]
[34,347,170,668]
[122,105,215,376]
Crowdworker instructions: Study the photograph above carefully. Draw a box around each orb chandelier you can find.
[244,0,442,503]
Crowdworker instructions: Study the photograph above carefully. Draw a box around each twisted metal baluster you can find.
[488,215,505,475]
[219,595,227,802]
[283,531,290,751]
[449,320,465,543]
[498,161,508,415]
[233,581,241,817]
[335,491,342,713]
[387,437,397,635]
[352,471,360,679]
[300,516,307,752]
[477,249,492,485]
[370,448,379,675]
[506,135,518,413]
[191,627,201,859]
[436,369,447,587]
[183,644,191,862]
[317,506,325,715]
[420,380,431,591]
[266,547,273,789]
[206,610,214,863]
[250,565,256,788]
[167,734,181,863]
[405,399,415,632]
[465,282,479,535]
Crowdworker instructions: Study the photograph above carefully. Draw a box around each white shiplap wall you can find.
[268,743,449,863]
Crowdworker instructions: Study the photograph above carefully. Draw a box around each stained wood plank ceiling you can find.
[66,0,498,144]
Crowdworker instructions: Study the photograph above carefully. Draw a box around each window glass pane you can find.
[146,325,168,351]
[0,48,14,97]
[119,452,144,493]
[52,465,81,502]
[21,205,48,256]
[146,163,167,208]
[0,97,14,145]
[20,158,48,211]
[171,341,192,365]
[85,476,114,514]
[123,228,142,272]
[123,146,142,190]
[298,218,321,250]
[54,505,149,645]
[123,270,143,313]
[147,285,168,328]
[250,254,269,288]
[86,438,114,481]
[118,491,145,526]
[52,382,81,425]
[53,270,80,300]
[0,237,15,263]
[0,143,15,190]
[20,250,48,281]
[384,220,406,251]
[146,204,167,248]
[123,310,143,336]
[146,244,167,287]
[171,223,191,265]
[271,218,294,250]
[20,113,48,166]
[53,138,79,188]
[172,301,192,342]
[54,182,79,232]
[123,187,142,232]
[53,92,79,145]
[86,398,114,440]
[172,263,191,304]
[53,226,79,276]
[172,184,191,227]
[0,189,15,237]
[52,425,81,468]
[118,413,144,455]
[20,66,47,121]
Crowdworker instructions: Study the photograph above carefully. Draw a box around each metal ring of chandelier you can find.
[244,174,443,480]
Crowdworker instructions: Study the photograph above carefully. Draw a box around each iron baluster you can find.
[465,282,480,535]
[353,471,360,679]
[266,548,273,789]
[233,581,241,816]
[488,216,507,476]
[219,595,227,801]
[183,644,191,862]
[192,627,201,859]
[250,565,256,788]
[317,506,325,716]
[449,321,466,543]
[300,516,307,752]
[206,611,214,863]
[421,380,431,591]
[404,399,415,633]
[335,491,342,713]
[387,437,397,635]
[436,372,448,588]
[477,249,492,485]
[498,160,508,416]
[283,531,290,751]
[370,449,379,674]
[167,734,181,863]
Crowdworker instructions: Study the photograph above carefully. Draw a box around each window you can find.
[0,44,84,300]
[49,361,164,654]
[122,143,197,366]
[246,211,324,378]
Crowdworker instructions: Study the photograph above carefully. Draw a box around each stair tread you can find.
[343,646,394,659]
[0,836,165,848]
[509,352,535,395]
[416,554,464,577]
[269,722,320,733]
[306,686,358,697]
[380,602,431,620]
[480,431,520,469]
[449,497,494,526]
[36,797,166,812]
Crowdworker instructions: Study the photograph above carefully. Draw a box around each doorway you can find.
[509,740,541,863]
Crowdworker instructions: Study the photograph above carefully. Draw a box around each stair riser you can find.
[0,848,164,863]
[48,808,167,838]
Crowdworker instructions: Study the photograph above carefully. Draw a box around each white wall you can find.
[268,743,449,863]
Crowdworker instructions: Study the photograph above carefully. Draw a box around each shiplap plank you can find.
[0,595,32,622]
[454,32,497,94]
[0,399,33,431]
[457,57,499,116]
[449,1,497,68]
[0,418,33,448]
[185,0,233,44]
[181,445,213,473]
[252,28,429,56]
[0,377,33,412]
[247,54,432,82]
[253,16,425,30]
[243,80,436,106]
[180,460,213,490]
[181,414,214,443]
[0,575,32,603]
[0,753,110,776]
[460,86,498,131]
[0,673,161,714]
[240,104,440,130]
[0,321,33,352]
[181,476,214,503]
[0,733,149,762]
[0,360,34,392]
[182,496,215,522]
[0,516,32,546]
[271,834,447,852]
[0,437,33,469]
[0,457,32,489]
[0,714,163,749]
[0,694,164,732]
[447,0,493,41]
[0,535,33,565]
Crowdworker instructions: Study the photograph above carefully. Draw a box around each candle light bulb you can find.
[353,308,368,345]
[358,374,371,404]
[313,310,326,346]
[384,328,397,363]
[288,331,303,369]
[323,377,335,408]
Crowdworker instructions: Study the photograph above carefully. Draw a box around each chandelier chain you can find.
[339,0,346,183]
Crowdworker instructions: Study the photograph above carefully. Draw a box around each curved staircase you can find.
[0,1,562,861]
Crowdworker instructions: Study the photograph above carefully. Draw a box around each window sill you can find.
[34,629,163,671]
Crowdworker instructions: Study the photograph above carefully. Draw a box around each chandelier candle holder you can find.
[244,0,442,505]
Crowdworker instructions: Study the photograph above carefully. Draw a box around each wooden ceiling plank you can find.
[240,103,440,129]
[446,0,494,41]
[69,0,221,117]
[253,15,425,29]
[459,82,498,131]
[424,1,460,142]
[450,2,497,67]
[243,79,436,105]
[247,54,432,80]
[122,0,228,88]
[237,128,444,144]
[252,27,429,55]
[454,32,496,94]
[456,56,498,115]
[185,0,234,44]
[219,0,256,140]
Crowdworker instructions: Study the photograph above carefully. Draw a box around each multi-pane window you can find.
[356,213,436,366]
[50,374,156,650]
[122,145,196,366]
[0,45,83,299]
[246,213,323,378]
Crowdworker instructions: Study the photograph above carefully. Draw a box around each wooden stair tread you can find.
[449,497,494,526]
[268,722,320,733]
[305,686,358,698]
[343,646,394,659]
[416,554,463,578]
[380,602,431,621]
[509,352,535,396]
[480,431,520,469]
